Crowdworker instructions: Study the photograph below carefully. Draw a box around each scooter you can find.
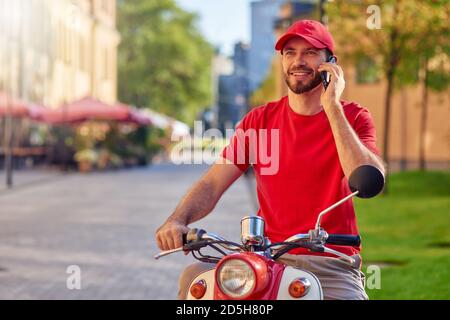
[155,165,384,300]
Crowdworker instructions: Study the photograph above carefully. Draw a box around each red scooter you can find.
[155,165,384,300]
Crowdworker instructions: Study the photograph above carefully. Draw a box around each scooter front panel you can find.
[186,269,215,300]
[276,267,323,300]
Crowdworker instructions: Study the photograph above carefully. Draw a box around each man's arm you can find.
[155,158,244,251]
[325,104,386,178]
[318,62,386,178]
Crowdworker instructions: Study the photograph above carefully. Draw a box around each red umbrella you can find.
[0,95,152,126]
[113,102,152,126]
[32,97,149,125]
[53,97,130,123]
[130,109,152,126]
[0,91,28,117]
[27,103,49,120]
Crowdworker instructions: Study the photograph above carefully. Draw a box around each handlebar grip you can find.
[183,229,208,251]
[185,228,207,244]
[326,234,361,246]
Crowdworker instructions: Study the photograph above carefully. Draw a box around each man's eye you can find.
[306,50,317,55]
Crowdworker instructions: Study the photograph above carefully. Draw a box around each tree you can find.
[418,46,450,170]
[327,0,449,190]
[117,0,213,124]
[390,0,449,171]
[250,60,279,108]
[413,2,449,170]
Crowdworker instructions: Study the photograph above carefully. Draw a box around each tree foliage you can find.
[327,0,449,179]
[117,0,213,124]
[250,60,279,108]
[327,0,446,78]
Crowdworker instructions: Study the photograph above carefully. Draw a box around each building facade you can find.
[248,0,287,93]
[218,42,250,131]
[0,0,120,108]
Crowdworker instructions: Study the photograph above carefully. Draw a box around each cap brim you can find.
[275,33,328,52]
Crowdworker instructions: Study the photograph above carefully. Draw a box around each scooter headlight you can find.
[217,259,255,298]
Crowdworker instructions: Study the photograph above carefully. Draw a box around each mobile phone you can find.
[321,55,337,90]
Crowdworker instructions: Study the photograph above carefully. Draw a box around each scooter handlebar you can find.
[326,234,361,246]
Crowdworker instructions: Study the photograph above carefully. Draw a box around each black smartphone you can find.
[321,55,337,90]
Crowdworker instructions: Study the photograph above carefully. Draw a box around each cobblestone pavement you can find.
[0,164,256,299]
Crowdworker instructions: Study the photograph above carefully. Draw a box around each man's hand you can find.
[156,219,190,251]
[318,62,346,109]
[154,157,244,252]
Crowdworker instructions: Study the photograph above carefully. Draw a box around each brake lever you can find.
[154,239,212,260]
[154,247,185,260]
[322,246,356,265]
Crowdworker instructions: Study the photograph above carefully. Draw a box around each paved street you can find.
[0,164,256,299]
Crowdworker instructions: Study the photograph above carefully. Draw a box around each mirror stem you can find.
[315,191,359,230]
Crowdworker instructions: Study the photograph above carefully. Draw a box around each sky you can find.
[175,0,253,56]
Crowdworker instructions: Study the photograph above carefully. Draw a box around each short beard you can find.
[285,71,323,94]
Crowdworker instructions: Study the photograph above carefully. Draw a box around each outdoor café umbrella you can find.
[31,97,151,126]
[0,91,29,117]
[43,97,130,123]
[139,108,190,138]
[113,102,152,126]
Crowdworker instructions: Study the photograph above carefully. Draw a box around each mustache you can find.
[287,66,314,74]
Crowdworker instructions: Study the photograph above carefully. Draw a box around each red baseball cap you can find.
[275,20,335,54]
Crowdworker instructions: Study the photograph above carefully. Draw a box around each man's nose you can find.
[292,53,307,65]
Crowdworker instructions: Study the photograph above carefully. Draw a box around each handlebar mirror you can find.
[348,165,385,198]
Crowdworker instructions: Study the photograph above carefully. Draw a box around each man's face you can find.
[281,37,328,94]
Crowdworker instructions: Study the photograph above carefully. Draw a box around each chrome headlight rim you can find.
[216,258,256,299]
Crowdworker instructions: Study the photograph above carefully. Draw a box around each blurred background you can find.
[0,0,448,300]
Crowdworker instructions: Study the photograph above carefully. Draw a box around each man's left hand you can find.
[318,62,346,110]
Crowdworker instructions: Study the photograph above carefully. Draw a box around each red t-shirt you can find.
[221,96,380,257]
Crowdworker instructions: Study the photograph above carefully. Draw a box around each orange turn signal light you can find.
[190,280,207,299]
[288,278,310,298]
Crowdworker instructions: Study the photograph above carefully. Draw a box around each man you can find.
[156,20,385,300]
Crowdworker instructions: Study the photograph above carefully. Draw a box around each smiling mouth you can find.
[290,71,312,77]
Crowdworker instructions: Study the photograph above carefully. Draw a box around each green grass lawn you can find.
[355,170,450,299]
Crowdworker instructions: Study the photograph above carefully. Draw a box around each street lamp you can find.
[2,0,29,188]
[3,91,13,188]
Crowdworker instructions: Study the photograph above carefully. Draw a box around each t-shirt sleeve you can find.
[219,110,255,171]
[353,109,381,156]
